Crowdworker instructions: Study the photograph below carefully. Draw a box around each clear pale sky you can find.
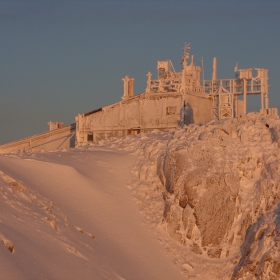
[1,0,279,144]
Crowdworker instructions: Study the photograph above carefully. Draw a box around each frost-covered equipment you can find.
[146,43,204,94]
[73,42,275,146]
[205,60,270,119]
[122,75,135,100]
[0,42,276,152]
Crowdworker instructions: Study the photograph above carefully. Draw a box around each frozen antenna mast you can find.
[181,42,190,65]
[182,42,190,54]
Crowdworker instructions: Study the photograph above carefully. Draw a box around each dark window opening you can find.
[87,134,93,141]
[127,129,140,135]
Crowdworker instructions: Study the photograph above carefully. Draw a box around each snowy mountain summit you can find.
[112,112,280,279]
[139,112,280,279]
[1,112,280,279]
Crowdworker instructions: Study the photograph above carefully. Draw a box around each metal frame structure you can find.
[144,44,271,120]
[204,60,269,119]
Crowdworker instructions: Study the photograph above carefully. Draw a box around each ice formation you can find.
[102,112,280,278]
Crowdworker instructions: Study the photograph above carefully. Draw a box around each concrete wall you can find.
[0,124,76,154]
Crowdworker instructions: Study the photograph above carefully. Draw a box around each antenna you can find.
[201,57,205,92]
[234,62,238,73]
[181,42,190,71]
[182,42,190,55]
[212,57,217,81]
[234,63,239,78]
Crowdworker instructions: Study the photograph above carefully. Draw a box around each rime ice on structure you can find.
[75,42,275,145]
[205,58,271,119]
[0,42,277,153]
[48,121,64,131]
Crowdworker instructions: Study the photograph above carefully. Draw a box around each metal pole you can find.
[243,79,247,115]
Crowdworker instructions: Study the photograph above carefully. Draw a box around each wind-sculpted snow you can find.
[0,148,185,280]
[232,206,280,280]
[151,114,280,263]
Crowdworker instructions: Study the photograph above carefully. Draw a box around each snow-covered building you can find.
[0,43,275,152]
[75,44,211,144]
[75,43,272,145]
[0,123,76,154]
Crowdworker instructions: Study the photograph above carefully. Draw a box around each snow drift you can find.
[0,149,185,280]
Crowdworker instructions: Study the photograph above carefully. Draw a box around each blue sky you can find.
[1,0,279,144]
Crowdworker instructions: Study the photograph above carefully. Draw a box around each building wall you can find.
[184,93,213,123]
[140,94,181,130]
[75,91,213,145]
[0,124,76,154]
[0,92,244,152]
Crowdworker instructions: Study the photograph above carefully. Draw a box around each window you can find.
[128,129,140,135]
[87,133,93,141]
[166,106,176,115]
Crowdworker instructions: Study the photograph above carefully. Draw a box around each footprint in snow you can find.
[96,160,109,167]
[75,226,95,239]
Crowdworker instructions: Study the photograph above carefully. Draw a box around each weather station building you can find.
[0,43,275,153]
[75,43,272,145]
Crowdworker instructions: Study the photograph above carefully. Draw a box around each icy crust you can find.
[156,113,280,261]
[232,205,280,280]
[93,112,280,278]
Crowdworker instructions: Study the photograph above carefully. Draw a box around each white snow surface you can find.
[2,112,280,280]
[0,147,186,280]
